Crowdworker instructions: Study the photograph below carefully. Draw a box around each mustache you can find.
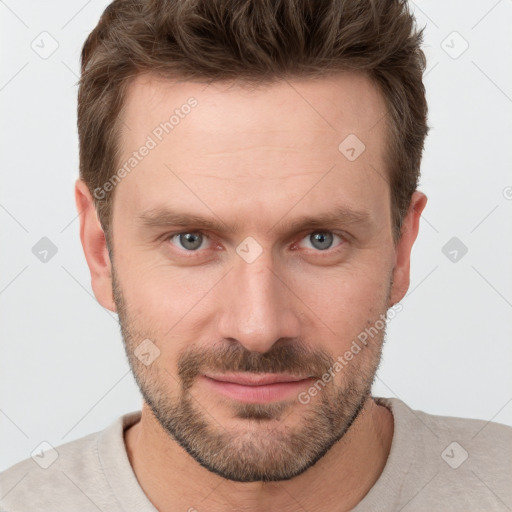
[177,339,335,390]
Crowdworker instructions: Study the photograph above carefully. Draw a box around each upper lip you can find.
[203,373,312,386]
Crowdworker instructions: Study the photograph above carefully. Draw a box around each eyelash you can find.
[164,230,347,258]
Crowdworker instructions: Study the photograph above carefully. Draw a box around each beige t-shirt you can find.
[1,397,511,511]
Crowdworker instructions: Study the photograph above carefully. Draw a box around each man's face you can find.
[109,72,397,482]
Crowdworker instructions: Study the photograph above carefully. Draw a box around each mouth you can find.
[200,372,315,404]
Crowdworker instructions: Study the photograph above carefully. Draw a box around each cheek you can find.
[291,262,392,342]
[115,254,226,337]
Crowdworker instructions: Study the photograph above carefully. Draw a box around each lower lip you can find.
[200,376,314,404]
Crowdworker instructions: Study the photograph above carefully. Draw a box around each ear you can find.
[389,191,427,306]
[75,179,116,312]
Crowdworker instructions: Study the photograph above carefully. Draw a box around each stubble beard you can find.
[112,265,388,482]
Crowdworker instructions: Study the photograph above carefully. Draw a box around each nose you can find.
[216,251,301,354]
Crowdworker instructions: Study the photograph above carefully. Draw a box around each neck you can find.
[124,396,394,512]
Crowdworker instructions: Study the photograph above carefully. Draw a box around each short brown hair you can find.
[78,0,428,242]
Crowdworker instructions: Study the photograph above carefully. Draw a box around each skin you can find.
[76,71,426,511]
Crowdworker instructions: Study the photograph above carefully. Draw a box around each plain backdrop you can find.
[1,0,511,471]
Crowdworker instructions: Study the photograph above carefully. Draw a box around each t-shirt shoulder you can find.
[388,396,512,469]
[358,397,512,512]
[0,411,143,512]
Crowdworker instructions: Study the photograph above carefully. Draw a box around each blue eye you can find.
[299,231,343,251]
[170,232,209,251]
[166,230,344,256]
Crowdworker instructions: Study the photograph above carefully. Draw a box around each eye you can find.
[298,231,344,251]
[169,232,211,251]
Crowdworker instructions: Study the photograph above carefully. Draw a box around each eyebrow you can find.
[137,205,372,235]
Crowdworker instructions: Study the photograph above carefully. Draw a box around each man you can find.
[1,0,510,510]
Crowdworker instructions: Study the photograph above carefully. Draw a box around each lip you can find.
[200,373,314,403]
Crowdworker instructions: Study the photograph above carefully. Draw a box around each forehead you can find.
[120,71,386,150]
[113,71,389,230]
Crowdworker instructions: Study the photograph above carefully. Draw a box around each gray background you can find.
[1,0,511,471]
